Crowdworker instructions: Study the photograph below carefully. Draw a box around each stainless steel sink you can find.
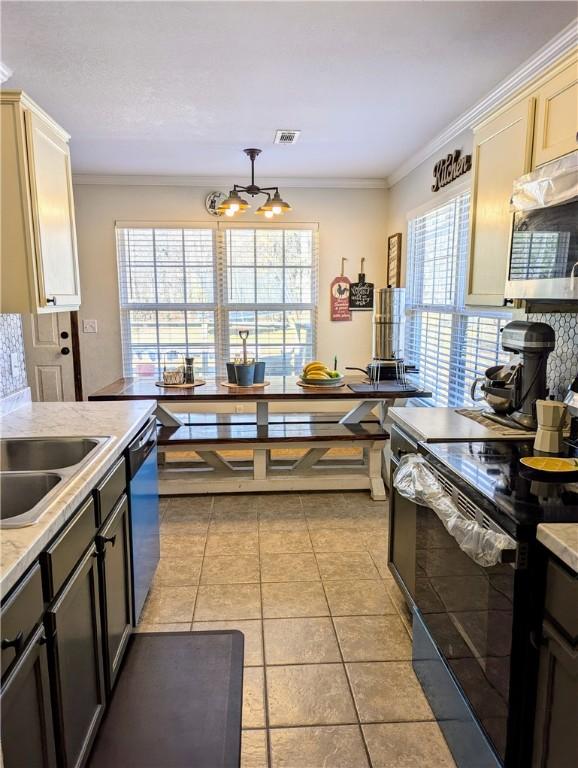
[0,472,62,527]
[0,436,110,528]
[0,438,99,472]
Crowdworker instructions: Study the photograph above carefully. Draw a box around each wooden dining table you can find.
[89,375,431,426]
[89,376,431,498]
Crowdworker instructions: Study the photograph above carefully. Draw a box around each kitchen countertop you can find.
[0,400,156,597]
[388,406,533,443]
[537,524,578,574]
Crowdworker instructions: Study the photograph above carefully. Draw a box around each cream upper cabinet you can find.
[1,91,80,313]
[467,98,535,306]
[532,58,578,167]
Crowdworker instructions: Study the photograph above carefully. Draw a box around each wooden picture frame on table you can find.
[387,233,402,287]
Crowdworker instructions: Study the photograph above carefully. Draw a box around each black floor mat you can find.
[88,630,244,768]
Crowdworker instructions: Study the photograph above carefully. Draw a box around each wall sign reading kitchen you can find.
[432,149,472,192]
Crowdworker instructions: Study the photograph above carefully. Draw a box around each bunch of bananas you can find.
[302,361,342,380]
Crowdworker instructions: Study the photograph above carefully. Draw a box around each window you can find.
[223,228,316,375]
[405,191,510,407]
[116,224,317,378]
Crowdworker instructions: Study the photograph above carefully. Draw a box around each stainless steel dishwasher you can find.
[126,417,160,623]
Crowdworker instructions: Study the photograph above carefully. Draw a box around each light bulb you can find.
[271,205,282,215]
[229,203,240,212]
[264,210,274,219]
[225,208,235,217]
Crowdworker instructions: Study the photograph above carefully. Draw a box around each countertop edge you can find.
[0,400,156,597]
[388,408,428,442]
[388,406,535,443]
[537,523,578,574]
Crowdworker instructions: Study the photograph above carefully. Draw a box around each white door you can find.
[21,312,76,401]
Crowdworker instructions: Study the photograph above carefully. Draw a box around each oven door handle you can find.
[443,512,518,567]
[394,454,517,568]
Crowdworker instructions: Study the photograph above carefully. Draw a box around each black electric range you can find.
[421,440,578,539]
[405,440,578,768]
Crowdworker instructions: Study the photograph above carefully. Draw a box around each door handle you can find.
[1,630,24,653]
[61,347,70,355]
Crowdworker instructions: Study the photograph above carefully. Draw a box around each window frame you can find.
[404,189,511,407]
[218,222,318,375]
[115,220,319,378]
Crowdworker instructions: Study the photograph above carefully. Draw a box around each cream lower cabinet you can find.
[1,91,80,313]
[467,97,535,306]
[533,58,578,167]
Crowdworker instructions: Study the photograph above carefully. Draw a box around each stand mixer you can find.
[475,321,556,430]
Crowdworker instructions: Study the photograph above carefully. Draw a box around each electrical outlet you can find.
[10,352,19,377]
[83,319,98,333]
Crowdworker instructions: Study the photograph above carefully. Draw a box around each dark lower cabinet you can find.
[1,447,150,768]
[0,625,57,768]
[96,494,133,693]
[533,555,578,767]
[388,456,417,601]
[389,482,417,599]
[46,546,105,768]
[533,620,578,767]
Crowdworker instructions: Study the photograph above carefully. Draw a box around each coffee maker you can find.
[480,321,555,430]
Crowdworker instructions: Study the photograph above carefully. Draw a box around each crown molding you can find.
[386,18,578,188]
[0,61,13,84]
[71,174,387,189]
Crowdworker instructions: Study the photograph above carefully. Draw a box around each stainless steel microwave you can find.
[505,153,578,301]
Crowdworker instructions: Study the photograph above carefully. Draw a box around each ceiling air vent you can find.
[274,130,301,145]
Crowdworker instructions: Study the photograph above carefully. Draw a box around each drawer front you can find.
[1,563,44,678]
[545,557,578,643]
[42,496,96,600]
[94,457,126,527]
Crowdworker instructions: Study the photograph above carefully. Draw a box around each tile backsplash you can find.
[0,314,27,398]
[527,311,578,399]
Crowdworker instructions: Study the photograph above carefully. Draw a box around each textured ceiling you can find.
[2,1,576,178]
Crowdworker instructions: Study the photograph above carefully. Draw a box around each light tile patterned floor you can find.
[138,491,456,768]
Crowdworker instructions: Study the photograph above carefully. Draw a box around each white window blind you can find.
[222,227,317,375]
[116,224,317,378]
[405,192,511,407]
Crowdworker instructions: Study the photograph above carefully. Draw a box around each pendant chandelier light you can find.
[218,148,292,218]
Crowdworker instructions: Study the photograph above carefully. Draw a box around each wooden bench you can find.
[156,412,389,499]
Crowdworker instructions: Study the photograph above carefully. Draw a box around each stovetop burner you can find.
[423,440,578,536]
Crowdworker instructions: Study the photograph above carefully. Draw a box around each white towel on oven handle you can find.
[393,454,516,568]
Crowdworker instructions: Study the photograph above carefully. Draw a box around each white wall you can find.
[386,130,473,284]
[73,182,388,397]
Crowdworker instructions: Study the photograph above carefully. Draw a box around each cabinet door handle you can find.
[46,297,56,305]
[99,534,116,548]
[61,347,70,355]
[1,630,24,653]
